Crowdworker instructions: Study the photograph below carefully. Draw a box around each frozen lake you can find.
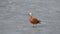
[0,0,60,34]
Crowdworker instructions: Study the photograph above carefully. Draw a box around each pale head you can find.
[29,12,32,16]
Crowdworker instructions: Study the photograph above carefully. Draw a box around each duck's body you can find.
[29,13,40,24]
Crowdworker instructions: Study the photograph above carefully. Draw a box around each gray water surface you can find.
[0,0,60,34]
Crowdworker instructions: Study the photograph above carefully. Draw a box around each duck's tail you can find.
[38,20,41,24]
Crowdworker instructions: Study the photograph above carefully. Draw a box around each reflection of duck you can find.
[29,12,41,25]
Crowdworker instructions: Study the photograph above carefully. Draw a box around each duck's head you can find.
[28,12,32,16]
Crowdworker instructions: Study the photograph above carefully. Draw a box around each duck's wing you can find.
[31,18,39,22]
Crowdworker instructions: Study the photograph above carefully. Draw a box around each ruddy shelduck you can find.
[29,12,41,26]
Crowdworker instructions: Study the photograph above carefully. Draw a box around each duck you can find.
[28,12,41,25]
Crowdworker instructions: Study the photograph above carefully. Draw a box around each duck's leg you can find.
[32,24,34,27]
[32,24,37,28]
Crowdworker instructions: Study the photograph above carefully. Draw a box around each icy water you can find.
[0,0,60,34]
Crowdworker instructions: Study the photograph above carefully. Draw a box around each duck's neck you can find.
[30,16,33,19]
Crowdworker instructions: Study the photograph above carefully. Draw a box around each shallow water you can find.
[0,0,60,34]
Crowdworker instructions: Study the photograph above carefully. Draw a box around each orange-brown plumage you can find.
[29,12,40,24]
